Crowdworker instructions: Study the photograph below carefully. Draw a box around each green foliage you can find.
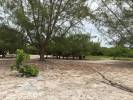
[19,65,39,77]
[88,42,103,56]
[102,47,133,59]
[91,0,133,48]
[47,33,91,59]
[11,49,39,77]
[10,64,17,70]
[68,34,90,57]
[16,49,30,69]
[127,50,133,58]
[1,0,90,60]
[85,45,133,59]
[109,47,125,59]
[24,45,38,54]
[0,25,25,56]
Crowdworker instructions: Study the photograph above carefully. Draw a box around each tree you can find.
[48,36,67,59]
[88,42,103,56]
[106,47,129,59]
[47,33,91,59]
[90,0,133,48]
[68,34,90,59]
[0,0,90,61]
[0,25,25,57]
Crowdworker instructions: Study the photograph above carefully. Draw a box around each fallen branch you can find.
[91,67,133,93]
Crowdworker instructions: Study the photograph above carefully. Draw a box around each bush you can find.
[127,50,133,57]
[24,46,38,54]
[10,64,17,70]
[16,49,30,69]
[88,43,103,56]
[11,49,39,77]
[19,65,39,77]
[102,47,133,59]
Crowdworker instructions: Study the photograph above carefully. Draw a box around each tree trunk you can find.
[45,55,48,59]
[79,55,82,60]
[2,51,6,58]
[2,54,6,58]
[40,53,44,61]
[39,38,49,61]
[39,48,45,61]
[73,56,75,60]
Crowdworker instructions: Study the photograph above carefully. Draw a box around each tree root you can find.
[91,67,133,93]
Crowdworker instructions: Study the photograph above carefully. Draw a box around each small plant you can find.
[10,64,17,70]
[11,49,39,77]
[16,49,30,70]
[19,65,39,77]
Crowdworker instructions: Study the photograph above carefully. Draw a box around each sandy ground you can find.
[0,59,133,100]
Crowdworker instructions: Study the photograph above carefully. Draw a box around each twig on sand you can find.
[90,67,133,93]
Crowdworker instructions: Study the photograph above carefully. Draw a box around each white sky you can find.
[83,0,113,47]
[82,21,112,47]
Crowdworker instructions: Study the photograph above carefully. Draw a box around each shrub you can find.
[24,46,38,54]
[88,43,103,56]
[11,49,39,77]
[19,65,39,77]
[127,50,133,58]
[16,49,30,69]
[10,64,17,70]
[102,47,132,58]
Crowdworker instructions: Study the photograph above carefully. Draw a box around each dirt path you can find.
[0,59,133,100]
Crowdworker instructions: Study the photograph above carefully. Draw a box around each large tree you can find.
[90,0,133,48]
[47,33,91,59]
[0,0,90,60]
[0,25,25,57]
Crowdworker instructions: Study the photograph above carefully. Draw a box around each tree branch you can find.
[90,67,133,93]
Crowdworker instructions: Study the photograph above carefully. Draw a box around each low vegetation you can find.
[11,49,39,77]
[26,36,133,60]
[19,64,39,77]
